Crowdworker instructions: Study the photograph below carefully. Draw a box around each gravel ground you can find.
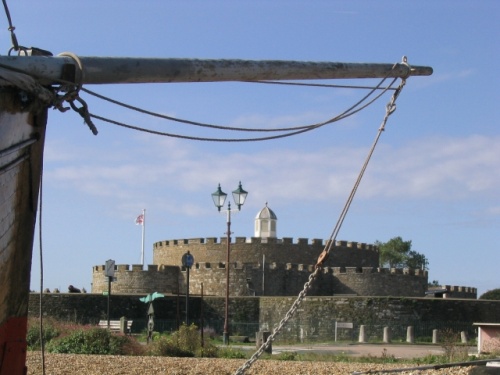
[26,352,477,374]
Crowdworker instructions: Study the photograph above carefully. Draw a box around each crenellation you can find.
[188,238,204,244]
[347,241,357,248]
[206,237,218,244]
[311,238,323,246]
[148,265,158,272]
[131,264,143,271]
[235,237,246,243]
[283,237,293,244]
[297,238,308,245]
[250,237,261,244]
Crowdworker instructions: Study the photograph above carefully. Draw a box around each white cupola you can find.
[254,202,277,238]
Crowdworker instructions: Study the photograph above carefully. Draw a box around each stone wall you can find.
[92,262,428,298]
[29,294,500,341]
[331,267,428,297]
[153,238,379,269]
[92,264,179,294]
[258,296,500,342]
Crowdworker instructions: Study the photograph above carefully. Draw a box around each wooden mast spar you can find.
[0,55,432,84]
[0,55,432,375]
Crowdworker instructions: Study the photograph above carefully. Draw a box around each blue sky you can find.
[5,1,498,296]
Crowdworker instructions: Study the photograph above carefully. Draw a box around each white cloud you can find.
[44,132,499,221]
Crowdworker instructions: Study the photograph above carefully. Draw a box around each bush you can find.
[217,347,246,359]
[46,328,131,355]
[27,319,60,350]
[170,324,200,354]
[277,351,298,361]
[440,328,469,362]
[148,335,194,357]
[148,324,218,358]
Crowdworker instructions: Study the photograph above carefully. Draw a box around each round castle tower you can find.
[92,204,429,297]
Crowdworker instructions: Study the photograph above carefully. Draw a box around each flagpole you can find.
[141,209,146,268]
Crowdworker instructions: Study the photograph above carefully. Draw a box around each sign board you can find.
[334,321,353,342]
[182,252,194,268]
[105,259,115,277]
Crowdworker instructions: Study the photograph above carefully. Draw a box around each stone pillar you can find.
[256,331,272,354]
[120,316,128,335]
[461,331,468,344]
[358,325,366,343]
[383,327,391,343]
[406,326,414,344]
[432,329,438,344]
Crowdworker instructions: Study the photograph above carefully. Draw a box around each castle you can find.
[92,204,476,299]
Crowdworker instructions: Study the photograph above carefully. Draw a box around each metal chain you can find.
[233,57,410,375]
[234,268,320,375]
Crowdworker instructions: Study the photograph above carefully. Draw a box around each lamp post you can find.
[211,182,248,345]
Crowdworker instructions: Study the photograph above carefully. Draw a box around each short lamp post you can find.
[211,181,248,345]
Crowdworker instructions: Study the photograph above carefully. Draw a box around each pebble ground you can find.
[26,352,477,374]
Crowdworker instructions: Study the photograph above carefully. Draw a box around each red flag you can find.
[135,213,144,225]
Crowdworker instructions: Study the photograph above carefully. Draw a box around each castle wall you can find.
[443,285,478,299]
[92,264,179,294]
[92,262,428,298]
[331,267,428,297]
[153,238,379,269]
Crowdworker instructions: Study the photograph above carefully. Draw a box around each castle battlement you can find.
[93,262,428,277]
[93,264,178,273]
[153,237,378,250]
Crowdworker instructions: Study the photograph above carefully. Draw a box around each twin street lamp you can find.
[211,182,248,345]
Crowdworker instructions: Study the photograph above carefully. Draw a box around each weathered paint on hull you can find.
[0,88,47,375]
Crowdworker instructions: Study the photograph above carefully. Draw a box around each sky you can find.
[3,1,498,296]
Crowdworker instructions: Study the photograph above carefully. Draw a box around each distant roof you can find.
[255,202,277,220]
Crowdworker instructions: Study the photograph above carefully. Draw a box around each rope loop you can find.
[53,52,98,135]
[69,97,98,135]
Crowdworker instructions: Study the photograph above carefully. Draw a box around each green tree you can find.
[479,288,500,300]
[375,236,428,270]
[428,280,440,287]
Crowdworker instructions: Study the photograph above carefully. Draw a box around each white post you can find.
[358,325,366,343]
[141,209,146,268]
[262,254,265,295]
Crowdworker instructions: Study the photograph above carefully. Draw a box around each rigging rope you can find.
[81,76,396,133]
[82,75,396,137]
[38,150,46,375]
[233,64,408,375]
[82,75,397,141]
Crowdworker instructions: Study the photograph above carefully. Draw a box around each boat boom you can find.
[0,55,432,85]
